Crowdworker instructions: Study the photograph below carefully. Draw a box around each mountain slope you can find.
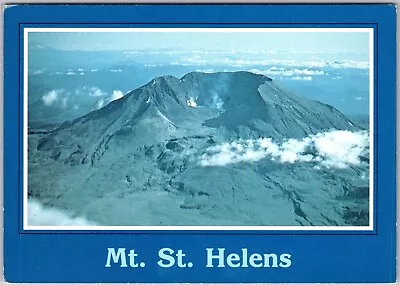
[28,71,369,227]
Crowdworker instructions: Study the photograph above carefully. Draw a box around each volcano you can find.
[28,71,370,227]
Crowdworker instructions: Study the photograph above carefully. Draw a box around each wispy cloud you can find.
[88,87,106,97]
[74,86,107,98]
[32,68,46,75]
[354,96,365,101]
[200,130,369,169]
[186,97,198,107]
[123,49,369,70]
[42,90,62,106]
[28,199,97,226]
[61,97,68,108]
[96,98,105,109]
[249,68,325,77]
[110,90,124,101]
[170,56,368,70]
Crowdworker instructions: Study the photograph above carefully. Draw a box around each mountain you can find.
[28,71,369,227]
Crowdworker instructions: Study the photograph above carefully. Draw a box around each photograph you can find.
[25,28,373,229]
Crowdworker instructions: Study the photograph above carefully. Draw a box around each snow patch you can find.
[32,69,46,75]
[187,97,198,108]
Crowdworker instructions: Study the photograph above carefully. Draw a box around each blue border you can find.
[4,4,397,283]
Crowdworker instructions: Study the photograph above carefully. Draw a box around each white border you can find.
[23,27,374,231]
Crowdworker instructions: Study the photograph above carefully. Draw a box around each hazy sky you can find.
[29,30,371,54]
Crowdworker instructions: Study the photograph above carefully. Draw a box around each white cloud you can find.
[96,98,105,109]
[210,92,224,109]
[354,96,364,101]
[42,90,61,106]
[42,90,70,108]
[200,130,369,169]
[249,68,325,77]
[66,72,76,75]
[90,69,98,72]
[195,69,215,73]
[89,87,105,97]
[165,56,369,70]
[110,90,124,101]
[289,76,313,81]
[110,69,122,72]
[313,130,369,169]
[28,199,97,226]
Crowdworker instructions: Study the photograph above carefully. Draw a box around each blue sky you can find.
[29,30,370,54]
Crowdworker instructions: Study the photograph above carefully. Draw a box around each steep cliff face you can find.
[28,71,369,227]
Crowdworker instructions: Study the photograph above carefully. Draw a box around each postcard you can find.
[3,4,396,283]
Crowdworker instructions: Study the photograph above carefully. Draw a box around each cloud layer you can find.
[200,130,369,169]
[28,199,97,226]
[125,49,369,70]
